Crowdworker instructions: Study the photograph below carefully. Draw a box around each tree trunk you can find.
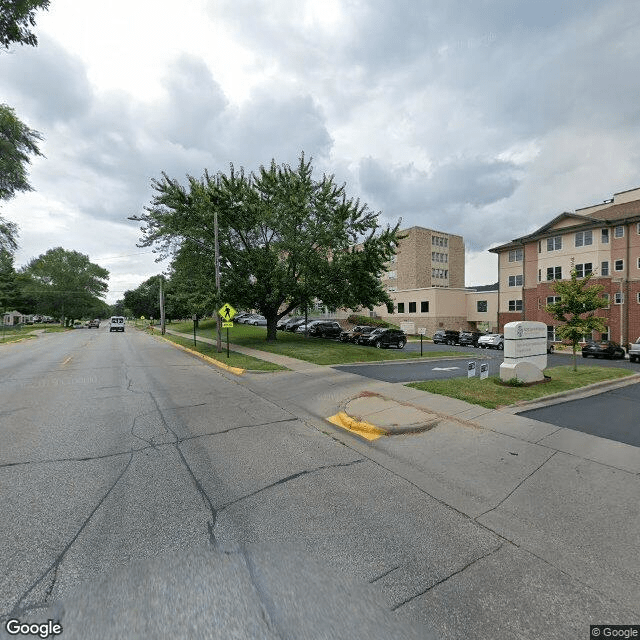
[572,341,578,372]
[266,316,278,342]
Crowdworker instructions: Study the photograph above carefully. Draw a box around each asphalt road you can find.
[518,383,640,447]
[0,328,460,638]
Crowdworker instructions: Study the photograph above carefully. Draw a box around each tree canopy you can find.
[131,155,401,340]
[20,247,109,323]
[0,0,50,50]
[545,267,608,370]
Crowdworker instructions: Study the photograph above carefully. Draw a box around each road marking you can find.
[62,357,72,365]
[432,367,460,371]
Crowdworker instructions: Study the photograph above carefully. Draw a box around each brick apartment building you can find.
[489,186,640,345]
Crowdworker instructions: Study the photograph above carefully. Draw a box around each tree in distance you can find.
[132,154,402,341]
[21,247,109,324]
[545,266,608,371]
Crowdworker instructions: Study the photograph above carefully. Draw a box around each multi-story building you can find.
[381,226,465,292]
[489,186,640,344]
[371,226,498,334]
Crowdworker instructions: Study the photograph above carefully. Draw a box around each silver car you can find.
[477,333,504,350]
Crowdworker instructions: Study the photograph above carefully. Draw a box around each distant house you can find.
[3,310,25,326]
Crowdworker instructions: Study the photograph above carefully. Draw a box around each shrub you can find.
[346,314,394,328]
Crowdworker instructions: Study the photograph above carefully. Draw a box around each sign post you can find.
[218,304,237,359]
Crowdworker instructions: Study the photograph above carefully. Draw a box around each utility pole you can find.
[215,209,222,352]
[159,275,166,335]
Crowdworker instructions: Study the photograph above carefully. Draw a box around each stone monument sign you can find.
[499,321,548,383]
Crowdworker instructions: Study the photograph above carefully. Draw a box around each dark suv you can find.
[458,331,484,347]
[358,328,407,349]
[307,321,343,338]
[432,329,460,345]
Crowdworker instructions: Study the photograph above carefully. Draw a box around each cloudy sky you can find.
[2,0,639,303]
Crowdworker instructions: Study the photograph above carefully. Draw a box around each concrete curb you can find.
[151,331,246,376]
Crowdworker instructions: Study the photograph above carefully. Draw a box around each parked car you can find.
[307,320,343,339]
[295,320,323,334]
[248,315,267,326]
[357,328,407,349]
[276,316,292,330]
[581,340,626,359]
[237,314,259,324]
[458,331,484,347]
[629,337,640,363]
[285,317,307,332]
[477,333,504,349]
[432,329,460,345]
[339,325,375,343]
[88,319,100,328]
[233,312,252,323]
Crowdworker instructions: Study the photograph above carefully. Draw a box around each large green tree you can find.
[545,268,608,371]
[0,0,50,50]
[21,247,109,323]
[0,248,21,311]
[131,155,401,340]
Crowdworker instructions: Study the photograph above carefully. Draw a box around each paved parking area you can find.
[518,382,640,447]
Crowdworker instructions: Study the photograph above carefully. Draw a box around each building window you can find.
[421,301,429,313]
[546,296,561,305]
[397,302,405,313]
[575,263,592,278]
[538,241,542,253]
[601,261,609,276]
[547,236,562,251]
[508,248,523,262]
[637,222,640,235]
[547,326,556,341]
[637,292,640,304]
[575,230,593,247]
[508,274,523,286]
[601,228,609,243]
[602,326,609,341]
[477,300,488,313]
[637,257,640,270]
[614,292,624,305]
[614,225,624,238]
[538,269,542,282]
[508,300,523,311]
[547,266,562,281]
[409,301,416,313]
[615,259,624,271]
[602,293,610,309]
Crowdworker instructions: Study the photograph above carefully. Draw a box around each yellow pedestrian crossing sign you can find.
[218,303,237,321]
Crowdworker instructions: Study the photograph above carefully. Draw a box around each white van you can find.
[109,316,125,332]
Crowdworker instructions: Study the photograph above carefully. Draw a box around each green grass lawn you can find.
[406,365,635,409]
[168,319,474,366]
[157,332,288,371]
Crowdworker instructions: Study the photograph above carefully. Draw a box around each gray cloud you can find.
[0,34,92,124]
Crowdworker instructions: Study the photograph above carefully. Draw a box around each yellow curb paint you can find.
[326,412,385,441]
[158,335,245,376]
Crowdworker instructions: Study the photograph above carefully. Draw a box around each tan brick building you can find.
[489,186,640,345]
[382,226,465,291]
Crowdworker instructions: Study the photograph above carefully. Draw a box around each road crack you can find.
[390,543,505,611]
